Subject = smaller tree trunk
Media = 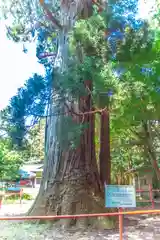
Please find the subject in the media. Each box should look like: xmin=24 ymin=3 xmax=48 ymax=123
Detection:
xmin=99 ymin=109 xmax=111 ymax=185
xmin=147 ymin=151 xmax=160 ymax=181
xmin=143 ymin=121 xmax=160 ymax=181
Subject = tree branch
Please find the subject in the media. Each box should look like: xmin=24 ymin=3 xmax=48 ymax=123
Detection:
xmin=92 ymin=0 xmax=104 ymax=12
xmin=25 ymin=22 xmax=46 ymax=35
xmin=39 ymin=0 xmax=62 ymax=30
xmin=64 ymin=102 xmax=107 ymax=116
xmin=26 ymin=104 xmax=107 ymax=119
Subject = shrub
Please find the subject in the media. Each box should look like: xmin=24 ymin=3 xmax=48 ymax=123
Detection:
xmin=5 ymin=192 xmax=33 ymax=201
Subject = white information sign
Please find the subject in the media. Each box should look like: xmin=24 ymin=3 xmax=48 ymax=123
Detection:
xmin=105 ymin=185 xmax=136 ymax=208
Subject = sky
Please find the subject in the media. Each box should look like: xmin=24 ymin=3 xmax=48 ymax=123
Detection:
xmin=138 ymin=0 xmax=156 ymax=19
xmin=0 ymin=23 xmax=45 ymax=110
xmin=0 ymin=0 xmax=155 ymax=111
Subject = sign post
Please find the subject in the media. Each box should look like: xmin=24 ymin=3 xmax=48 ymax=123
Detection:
xmin=119 ymin=207 xmax=123 ymax=240
xmin=105 ymin=185 xmax=136 ymax=240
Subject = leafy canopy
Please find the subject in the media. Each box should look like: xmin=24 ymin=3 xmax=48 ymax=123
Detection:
xmin=1 ymin=0 xmax=160 ymax=178
xmin=0 ymin=138 xmax=22 ymax=180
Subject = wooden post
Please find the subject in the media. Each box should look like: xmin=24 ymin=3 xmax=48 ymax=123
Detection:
xmin=149 ymin=184 xmax=154 ymax=209
xmin=119 ymin=208 xmax=123 ymax=240
xmin=0 ymin=198 xmax=2 ymax=209
xmin=19 ymin=189 xmax=23 ymax=204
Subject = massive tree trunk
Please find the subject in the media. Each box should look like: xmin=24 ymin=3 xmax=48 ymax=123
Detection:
xmin=29 ymin=83 xmax=114 ymax=228
xmin=29 ymin=1 xmax=114 ymax=229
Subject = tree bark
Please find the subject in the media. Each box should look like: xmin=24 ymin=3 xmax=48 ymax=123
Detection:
xmin=29 ymin=82 xmax=114 ymax=229
xmin=99 ymin=109 xmax=111 ymax=185
xmin=28 ymin=2 xmax=115 ymax=229
xmin=142 ymin=121 xmax=160 ymax=181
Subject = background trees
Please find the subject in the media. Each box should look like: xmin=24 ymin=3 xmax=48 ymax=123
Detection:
xmin=0 ymin=137 xmax=22 ymax=181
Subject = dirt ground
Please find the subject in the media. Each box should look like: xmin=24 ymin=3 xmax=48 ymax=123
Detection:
xmin=0 ymin=201 xmax=160 ymax=239
xmin=0 ymin=215 xmax=160 ymax=239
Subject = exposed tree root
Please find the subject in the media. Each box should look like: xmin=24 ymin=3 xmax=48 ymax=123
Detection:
xmin=29 ymin=170 xmax=116 ymax=229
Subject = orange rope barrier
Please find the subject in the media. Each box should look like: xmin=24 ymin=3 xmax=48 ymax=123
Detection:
xmin=0 ymin=209 xmax=160 ymax=221
xmin=0 ymin=207 xmax=160 ymax=240
xmin=1 ymin=184 xmax=159 ymax=240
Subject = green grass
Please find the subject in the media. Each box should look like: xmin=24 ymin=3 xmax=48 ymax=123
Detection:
xmin=136 ymin=196 xmax=151 ymax=207
xmin=3 ymin=193 xmax=33 ymax=204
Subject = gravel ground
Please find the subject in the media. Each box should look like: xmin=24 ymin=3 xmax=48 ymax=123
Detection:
xmin=0 ymin=201 xmax=34 ymax=216
xmin=0 ymin=202 xmax=160 ymax=239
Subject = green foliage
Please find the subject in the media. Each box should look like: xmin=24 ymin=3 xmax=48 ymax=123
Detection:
xmin=26 ymin=120 xmax=45 ymax=161
xmin=1 ymin=73 xmax=49 ymax=147
xmin=0 ymin=138 xmax=22 ymax=180
xmin=4 ymin=192 xmax=33 ymax=203
xmin=57 ymin=116 xmax=88 ymax=149
xmin=1 ymin=0 xmax=160 ymax=183
xmin=0 ymin=0 xmax=44 ymax=42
